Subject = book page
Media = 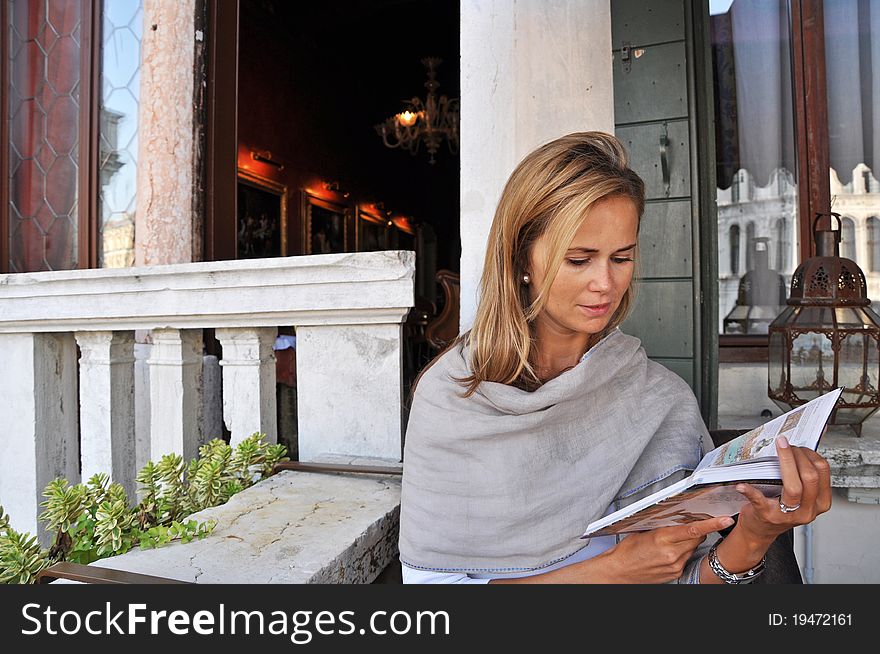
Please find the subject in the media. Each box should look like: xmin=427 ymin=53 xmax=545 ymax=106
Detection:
xmin=585 ymin=482 xmax=781 ymax=537
xmin=583 ymin=388 xmax=842 ymax=538
xmin=695 ymin=388 xmax=842 ymax=474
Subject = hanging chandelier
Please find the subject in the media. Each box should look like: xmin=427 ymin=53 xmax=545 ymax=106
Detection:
xmin=375 ymin=57 xmax=459 ymax=164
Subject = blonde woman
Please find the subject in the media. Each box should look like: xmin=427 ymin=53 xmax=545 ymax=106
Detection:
xmin=399 ymin=132 xmax=832 ymax=584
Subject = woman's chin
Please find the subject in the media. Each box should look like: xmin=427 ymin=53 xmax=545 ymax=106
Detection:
xmin=573 ymin=315 xmax=612 ymax=336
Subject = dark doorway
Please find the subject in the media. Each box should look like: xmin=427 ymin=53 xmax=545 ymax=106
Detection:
xmin=210 ymin=0 xmax=461 ymax=456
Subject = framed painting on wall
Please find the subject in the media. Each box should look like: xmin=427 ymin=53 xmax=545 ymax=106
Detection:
xmin=389 ymin=219 xmax=416 ymax=252
xmin=356 ymin=206 xmax=389 ymax=251
xmin=237 ymin=169 xmax=287 ymax=258
xmin=303 ymin=192 xmax=350 ymax=254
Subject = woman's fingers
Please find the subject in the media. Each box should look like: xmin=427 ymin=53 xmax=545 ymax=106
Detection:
xmin=662 ymin=516 xmax=733 ymax=544
xmin=735 ymin=482 xmax=769 ymax=513
xmin=737 ymin=445 xmax=833 ymax=531
xmin=776 ymin=436 xmax=804 ymax=509
xmin=801 ymin=448 xmax=833 ymax=514
xmin=790 ymin=446 xmax=821 ymax=517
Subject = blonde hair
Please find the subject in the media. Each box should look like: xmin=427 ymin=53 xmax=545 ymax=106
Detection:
xmin=460 ymin=131 xmax=645 ymax=396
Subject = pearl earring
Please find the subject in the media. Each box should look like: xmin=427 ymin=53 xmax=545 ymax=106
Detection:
xmin=522 ymin=273 xmax=531 ymax=284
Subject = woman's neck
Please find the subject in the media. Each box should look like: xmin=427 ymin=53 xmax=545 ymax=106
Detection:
xmin=531 ymin=324 xmax=595 ymax=382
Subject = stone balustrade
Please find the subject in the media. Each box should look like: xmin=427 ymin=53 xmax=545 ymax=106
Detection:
xmin=0 ymin=251 xmax=414 ymax=542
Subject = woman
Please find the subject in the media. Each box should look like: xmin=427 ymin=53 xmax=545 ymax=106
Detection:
xmin=399 ymin=132 xmax=831 ymax=584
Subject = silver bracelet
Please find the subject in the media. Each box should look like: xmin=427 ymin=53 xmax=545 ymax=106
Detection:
xmin=707 ymin=539 xmax=765 ymax=584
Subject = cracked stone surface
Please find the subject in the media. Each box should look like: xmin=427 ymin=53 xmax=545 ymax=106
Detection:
xmin=80 ymin=470 xmax=401 ymax=583
xmin=820 ymin=430 xmax=880 ymax=488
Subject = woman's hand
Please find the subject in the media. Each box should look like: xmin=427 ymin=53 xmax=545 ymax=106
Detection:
xmin=698 ymin=435 xmax=833 ymax=583
xmin=733 ymin=435 xmax=833 ymax=545
xmin=598 ymin=516 xmax=733 ymax=583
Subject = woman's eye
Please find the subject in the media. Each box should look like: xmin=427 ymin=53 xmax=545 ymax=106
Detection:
xmin=567 ymin=256 xmax=633 ymax=266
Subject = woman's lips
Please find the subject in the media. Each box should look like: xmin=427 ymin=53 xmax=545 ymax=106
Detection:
xmin=578 ymin=303 xmax=611 ymax=317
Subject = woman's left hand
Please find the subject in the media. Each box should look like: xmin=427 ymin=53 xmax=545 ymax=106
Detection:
xmin=734 ymin=435 xmax=833 ymax=544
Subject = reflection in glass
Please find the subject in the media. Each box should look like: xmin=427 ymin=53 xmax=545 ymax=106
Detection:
xmin=723 ymin=237 xmax=787 ymax=334
xmin=841 ymin=216 xmax=856 ymax=262
xmin=768 ymin=331 xmax=787 ymax=395
xmin=729 ymin=224 xmax=740 ymax=275
xmin=98 ymin=0 xmax=143 ymax=268
xmin=711 ymin=0 xmax=798 ymax=332
xmin=788 ymin=332 xmax=835 ymax=403
xmin=7 ymin=0 xmax=82 ymax=271
xmin=824 ymin=2 xmax=880 ymax=312
xmin=868 ymin=217 xmax=880 ymax=272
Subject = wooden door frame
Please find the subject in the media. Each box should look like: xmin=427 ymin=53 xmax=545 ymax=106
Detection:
xmin=204 ymin=0 xmax=239 ymax=262
xmin=689 ymin=0 xmax=718 ymax=428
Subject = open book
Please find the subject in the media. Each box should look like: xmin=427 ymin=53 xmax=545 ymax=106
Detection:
xmin=583 ymin=387 xmax=843 ymax=538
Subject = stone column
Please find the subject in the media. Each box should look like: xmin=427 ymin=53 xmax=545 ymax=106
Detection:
xmin=296 ymin=324 xmax=403 ymax=462
xmin=0 ymin=333 xmax=79 ymax=545
xmin=147 ymin=329 xmax=204 ymax=462
xmin=75 ymin=331 xmax=137 ymax=501
xmin=460 ymin=0 xmax=615 ymax=330
xmin=136 ymin=0 xmax=199 ymax=265
xmin=215 ymin=327 xmax=278 ymax=446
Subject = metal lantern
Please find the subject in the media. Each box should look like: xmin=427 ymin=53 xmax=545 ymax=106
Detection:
xmin=768 ymin=213 xmax=880 ymax=435
xmin=724 ymin=237 xmax=788 ymax=334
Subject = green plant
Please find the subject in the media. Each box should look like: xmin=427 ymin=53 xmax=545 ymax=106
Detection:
xmin=0 ymin=432 xmax=288 ymax=584
xmin=0 ymin=505 xmax=51 ymax=584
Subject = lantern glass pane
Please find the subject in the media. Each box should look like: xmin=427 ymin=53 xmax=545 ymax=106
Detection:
xmin=768 ymin=331 xmax=787 ymax=396
xmin=722 ymin=304 xmax=750 ymax=334
xmin=771 ymin=305 xmax=797 ymax=327
xmin=837 ymin=332 xmax=872 ymax=396
xmin=746 ymin=305 xmax=782 ymax=334
xmin=859 ymin=306 xmax=880 ymax=327
xmin=790 ymin=331 xmax=835 ymax=401
xmin=792 ymin=306 xmax=832 ymax=328
xmin=834 ymin=308 xmax=866 ymax=327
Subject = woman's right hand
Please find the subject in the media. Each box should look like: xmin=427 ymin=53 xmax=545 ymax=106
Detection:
xmin=597 ymin=516 xmax=734 ymax=583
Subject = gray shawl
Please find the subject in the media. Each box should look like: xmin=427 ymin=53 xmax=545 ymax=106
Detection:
xmin=399 ymin=329 xmax=708 ymax=574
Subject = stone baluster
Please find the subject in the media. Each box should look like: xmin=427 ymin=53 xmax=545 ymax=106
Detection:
xmin=215 ymin=327 xmax=278 ymax=446
xmin=147 ymin=329 xmax=204 ymax=462
xmin=296 ymin=323 xmax=403 ymax=462
xmin=75 ymin=331 xmax=137 ymax=501
xmin=0 ymin=333 xmax=79 ymax=545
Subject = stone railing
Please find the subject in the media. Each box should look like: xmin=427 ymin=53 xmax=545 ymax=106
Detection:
xmin=0 ymin=251 xmax=414 ymax=540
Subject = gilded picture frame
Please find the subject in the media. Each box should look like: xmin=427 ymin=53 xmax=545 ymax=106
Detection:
xmin=356 ymin=206 xmax=390 ymax=252
xmin=302 ymin=192 xmax=351 ymax=255
xmin=236 ymin=169 xmax=288 ymax=258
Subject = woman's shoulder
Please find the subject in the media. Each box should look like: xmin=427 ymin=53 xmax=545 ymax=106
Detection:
xmin=606 ymin=330 xmax=694 ymax=397
xmin=413 ymin=338 xmax=468 ymax=392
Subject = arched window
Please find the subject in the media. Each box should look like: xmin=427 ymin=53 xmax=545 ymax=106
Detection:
xmin=745 ymin=222 xmax=755 ymax=270
xmin=868 ymin=217 xmax=880 ymax=272
xmin=775 ymin=218 xmax=788 ymax=271
xmin=729 ymin=225 xmax=740 ymax=276
xmin=841 ymin=217 xmax=856 ymax=262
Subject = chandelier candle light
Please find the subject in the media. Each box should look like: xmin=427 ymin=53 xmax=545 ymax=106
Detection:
xmin=768 ymin=213 xmax=880 ymax=434
xmin=375 ymin=57 xmax=460 ymax=164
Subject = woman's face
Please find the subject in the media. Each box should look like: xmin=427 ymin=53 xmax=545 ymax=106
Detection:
xmin=527 ymin=195 xmax=639 ymax=338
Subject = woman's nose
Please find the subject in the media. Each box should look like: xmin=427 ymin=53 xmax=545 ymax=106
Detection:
xmin=587 ymin=262 xmax=613 ymax=292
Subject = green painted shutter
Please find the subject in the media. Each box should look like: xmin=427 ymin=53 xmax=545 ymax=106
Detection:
xmin=611 ymin=0 xmax=717 ymax=426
